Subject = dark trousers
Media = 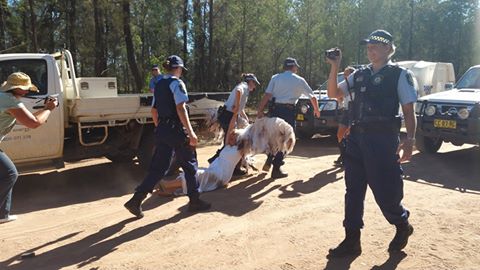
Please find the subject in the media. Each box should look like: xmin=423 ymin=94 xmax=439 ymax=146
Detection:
xmin=343 ymin=130 xmax=409 ymax=229
xmin=209 ymin=110 xmax=234 ymax=162
xmin=0 ymin=151 xmax=18 ymax=218
xmin=135 ymin=124 xmax=199 ymax=198
xmin=267 ymin=105 xmax=296 ymax=167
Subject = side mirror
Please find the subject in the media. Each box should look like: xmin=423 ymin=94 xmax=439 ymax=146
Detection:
xmin=444 ymin=82 xmax=454 ymax=90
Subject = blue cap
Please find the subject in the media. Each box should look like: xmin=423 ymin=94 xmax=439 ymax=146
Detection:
xmin=166 ymin=55 xmax=187 ymax=71
xmin=151 ymin=64 xmax=159 ymax=70
xmin=361 ymin=29 xmax=393 ymax=45
xmin=284 ymin=57 xmax=300 ymax=68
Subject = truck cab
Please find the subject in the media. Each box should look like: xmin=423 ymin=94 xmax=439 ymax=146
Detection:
xmin=415 ymin=65 xmax=480 ymax=153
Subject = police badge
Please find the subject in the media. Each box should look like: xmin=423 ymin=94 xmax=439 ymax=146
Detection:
xmin=371 ymin=74 xmax=384 ymax=85
xmin=406 ymin=71 xmax=414 ymax=87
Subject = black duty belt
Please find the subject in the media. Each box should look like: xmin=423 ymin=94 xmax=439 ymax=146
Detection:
xmin=351 ymin=123 xmax=400 ymax=134
xmin=275 ymin=103 xmax=295 ymax=109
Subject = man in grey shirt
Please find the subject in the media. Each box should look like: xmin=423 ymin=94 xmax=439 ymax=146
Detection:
xmin=257 ymin=57 xmax=320 ymax=179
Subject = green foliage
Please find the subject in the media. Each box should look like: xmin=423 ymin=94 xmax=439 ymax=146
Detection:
xmin=1 ymin=0 xmax=479 ymax=93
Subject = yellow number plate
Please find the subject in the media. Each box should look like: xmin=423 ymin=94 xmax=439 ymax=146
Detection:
xmin=433 ymin=119 xmax=456 ymax=129
xmin=296 ymin=114 xmax=304 ymax=121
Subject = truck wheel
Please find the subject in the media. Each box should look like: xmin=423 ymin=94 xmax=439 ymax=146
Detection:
xmin=105 ymin=148 xmax=136 ymax=162
xmin=137 ymin=130 xmax=155 ymax=170
xmin=415 ymin=135 xmax=442 ymax=153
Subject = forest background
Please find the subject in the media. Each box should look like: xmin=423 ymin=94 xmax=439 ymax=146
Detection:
xmin=1 ymin=0 xmax=479 ymax=101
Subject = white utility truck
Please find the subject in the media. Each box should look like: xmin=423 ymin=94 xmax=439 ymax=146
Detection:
xmin=0 ymin=50 xmax=225 ymax=172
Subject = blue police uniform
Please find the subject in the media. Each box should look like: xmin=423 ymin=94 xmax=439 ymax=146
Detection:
xmin=135 ymin=74 xmax=199 ymax=197
xmin=265 ymin=65 xmax=314 ymax=170
xmin=341 ymin=63 xmax=416 ymax=230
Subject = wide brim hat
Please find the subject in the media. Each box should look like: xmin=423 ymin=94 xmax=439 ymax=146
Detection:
xmin=0 ymin=72 xmax=38 ymax=92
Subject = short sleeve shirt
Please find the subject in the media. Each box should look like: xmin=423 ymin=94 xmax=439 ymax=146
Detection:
xmin=265 ymin=71 xmax=314 ymax=104
xmin=0 ymin=92 xmax=25 ymax=142
xmin=338 ymin=63 xmax=417 ymax=105
xmin=161 ymin=75 xmax=189 ymax=105
xmin=149 ymin=75 xmax=162 ymax=92
xmin=225 ymin=82 xmax=249 ymax=112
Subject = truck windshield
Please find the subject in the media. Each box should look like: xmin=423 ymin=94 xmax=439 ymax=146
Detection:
xmin=0 ymin=59 xmax=48 ymax=95
xmin=455 ymin=67 xmax=480 ymax=89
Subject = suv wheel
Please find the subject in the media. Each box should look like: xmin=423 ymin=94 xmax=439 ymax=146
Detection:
xmin=415 ymin=135 xmax=442 ymax=153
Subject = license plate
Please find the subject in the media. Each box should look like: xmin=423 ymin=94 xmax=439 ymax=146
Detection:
xmin=296 ymin=114 xmax=304 ymax=121
xmin=433 ymin=119 xmax=456 ymax=129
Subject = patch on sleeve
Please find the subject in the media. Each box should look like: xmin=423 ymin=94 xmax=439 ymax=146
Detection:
xmin=178 ymin=80 xmax=187 ymax=94
xmin=406 ymin=71 xmax=414 ymax=87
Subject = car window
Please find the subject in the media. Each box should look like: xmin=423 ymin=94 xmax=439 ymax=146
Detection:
xmin=455 ymin=67 xmax=480 ymax=89
xmin=0 ymin=59 xmax=48 ymax=95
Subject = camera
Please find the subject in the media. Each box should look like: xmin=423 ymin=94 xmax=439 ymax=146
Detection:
xmin=325 ymin=48 xmax=340 ymax=59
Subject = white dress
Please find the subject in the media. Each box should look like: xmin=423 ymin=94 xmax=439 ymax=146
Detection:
xmin=181 ymin=145 xmax=242 ymax=193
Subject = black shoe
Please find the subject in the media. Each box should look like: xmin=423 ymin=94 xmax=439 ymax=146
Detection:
xmin=124 ymin=192 xmax=147 ymax=218
xmin=328 ymin=229 xmax=362 ymax=258
xmin=188 ymin=197 xmax=211 ymax=212
xmin=271 ymin=166 xmax=288 ymax=179
xmin=333 ymin=157 xmax=343 ymax=167
xmin=233 ymin=167 xmax=247 ymax=176
xmin=388 ymin=223 xmax=414 ymax=252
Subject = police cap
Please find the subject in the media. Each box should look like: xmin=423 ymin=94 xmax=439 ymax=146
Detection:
xmin=360 ymin=29 xmax=393 ymax=45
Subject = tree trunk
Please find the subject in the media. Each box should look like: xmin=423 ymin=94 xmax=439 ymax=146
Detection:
xmin=0 ymin=0 xmax=7 ymax=51
xmin=208 ymin=0 xmax=214 ymax=89
xmin=66 ymin=0 xmax=78 ymax=68
xmin=122 ymin=0 xmax=143 ymax=92
xmin=240 ymin=1 xmax=246 ymax=73
xmin=182 ymin=0 xmax=189 ymax=61
xmin=28 ymin=0 xmax=38 ymax=52
xmin=193 ymin=0 xmax=206 ymax=91
xmin=93 ymin=0 xmax=107 ymax=76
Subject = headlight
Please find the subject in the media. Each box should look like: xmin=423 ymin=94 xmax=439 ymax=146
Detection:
xmin=322 ymin=100 xmax=337 ymax=111
xmin=425 ymin=105 xmax=436 ymax=116
xmin=300 ymin=104 xmax=309 ymax=114
xmin=458 ymin=108 xmax=469 ymax=119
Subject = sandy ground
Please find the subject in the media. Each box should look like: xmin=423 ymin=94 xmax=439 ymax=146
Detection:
xmin=0 ymin=136 xmax=479 ymax=270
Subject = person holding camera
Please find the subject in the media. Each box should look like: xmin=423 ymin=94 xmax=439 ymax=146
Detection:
xmin=0 ymin=72 xmax=58 ymax=224
xmin=325 ymin=30 xmax=417 ymax=257
xmin=124 ymin=55 xmax=211 ymax=217
xmin=208 ymin=73 xmax=260 ymax=176
xmin=257 ymin=57 xmax=320 ymax=179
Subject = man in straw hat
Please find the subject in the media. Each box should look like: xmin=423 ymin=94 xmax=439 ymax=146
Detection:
xmin=0 ymin=72 xmax=58 ymax=224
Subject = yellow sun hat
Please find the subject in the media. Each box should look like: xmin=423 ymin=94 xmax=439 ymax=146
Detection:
xmin=0 ymin=72 xmax=39 ymax=92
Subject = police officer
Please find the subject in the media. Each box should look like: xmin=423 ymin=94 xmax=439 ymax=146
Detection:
xmin=124 ymin=55 xmax=211 ymax=217
xmin=257 ymin=57 xmax=321 ymax=179
xmin=208 ymin=73 xmax=260 ymax=176
xmin=149 ymin=64 xmax=161 ymax=93
xmin=326 ymin=30 xmax=417 ymax=257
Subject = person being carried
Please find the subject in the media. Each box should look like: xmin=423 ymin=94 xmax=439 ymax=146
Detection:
xmin=0 ymin=72 xmax=58 ymax=224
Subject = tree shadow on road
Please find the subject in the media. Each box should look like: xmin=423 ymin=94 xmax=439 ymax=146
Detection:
xmin=1 ymin=214 xmax=190 ymax=270
xmin=278 ymin=167 xmax=343 ymax=199
xmin=402 ymin=146 xmax=480 ymax=193
xmin=12 ymin=161 xmax=145 ymax=214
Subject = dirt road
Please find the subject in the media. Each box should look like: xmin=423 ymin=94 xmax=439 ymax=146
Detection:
xmin=1 ymin=137 xmax=479 ymax=270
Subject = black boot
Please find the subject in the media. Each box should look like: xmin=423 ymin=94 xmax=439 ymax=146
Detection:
xmin=328 ymin=228 xmax=362 ymax=258
xmin=388 ymin=222 xmax=414 ymax=252
xmin=188 ymin=193 xmax=211 ymax=212
xmin=124 ymin=192 xmax=147 ymax=218
xmin=271 ymin=166 xmax=288 ymax=179
xmin=262 ymin=155 xmax=273 ymax=172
